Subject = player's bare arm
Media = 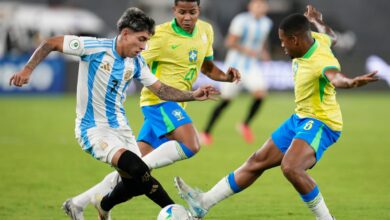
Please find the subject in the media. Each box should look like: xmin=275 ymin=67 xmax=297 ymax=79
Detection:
xmin=9 ymin=36 xmax=64 ymax=87
xmin=226 ymin=34 xmax=258 ymax=58
xmin=201 ymin=60 xmax=241 ymax=83
xmin=304 ymin=5 xmax=337 ymax=46
xmin=325 ymin=69 xmax=378 ymax=88
xmin=147 ymin=80 xmax=219 ymax=102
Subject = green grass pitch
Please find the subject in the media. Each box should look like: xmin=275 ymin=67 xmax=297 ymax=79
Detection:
xmin=0 ymin=92 xmax=389 ymax=220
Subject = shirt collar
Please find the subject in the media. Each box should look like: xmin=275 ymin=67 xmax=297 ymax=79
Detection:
xmin=302 ymin=39 xmax=318 ymax=59
xmin=170 ymin=19 xmax=198 ymax=37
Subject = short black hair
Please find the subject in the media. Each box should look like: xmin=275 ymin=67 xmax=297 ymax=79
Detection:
xmin=174 ymin=0 xmax=200 ymax=6
xmin=279 ymin=13 xmax=310 ymax=36
xmin=117 ymin=7 xmax=155 ymax=35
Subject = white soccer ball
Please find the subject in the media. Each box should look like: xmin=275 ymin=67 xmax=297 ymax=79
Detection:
xmin=157 ymin=204 xmax=192 ymax=220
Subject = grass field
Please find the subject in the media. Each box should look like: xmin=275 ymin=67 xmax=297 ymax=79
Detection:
xmin=0 ymin=91 xmax=389 ymax=220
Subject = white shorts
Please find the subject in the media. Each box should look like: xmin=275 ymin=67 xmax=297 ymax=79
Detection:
xmin=221 ymin=64 xmax=268 ymax=99
xmin=77 ymin=127 xmax=141 ymax=164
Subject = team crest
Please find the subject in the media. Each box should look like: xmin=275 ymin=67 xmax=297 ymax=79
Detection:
xmin=189 ymin=49 xmax=198 ymax=63
xmin=172 ymin=109 xmax=185 ymax=121
xmin=124 ymin=67 xmax=133 ymax=81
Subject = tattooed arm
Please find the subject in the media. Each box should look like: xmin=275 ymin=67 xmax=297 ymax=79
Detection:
xmin=9 ymin=36 xmax=64 ymax=87
xmin=147 ymin=80 xmax=219 ymax=102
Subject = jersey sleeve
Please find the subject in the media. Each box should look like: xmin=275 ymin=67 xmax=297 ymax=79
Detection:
xmin=135 ymin=56 xmax=158 ymax=86
xmin=141 ymin=28 xmax=163 ymax=64
xmin=63 ymin=35 xmax=111 ymax=57
xmin=312 ymin=32 xmax=332 ymax=48
xmin=205 ymin=23 xmax=214 ymax=60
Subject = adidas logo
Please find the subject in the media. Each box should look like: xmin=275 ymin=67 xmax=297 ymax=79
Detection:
xmin=99 ymin=62 xmax=111 ymax=72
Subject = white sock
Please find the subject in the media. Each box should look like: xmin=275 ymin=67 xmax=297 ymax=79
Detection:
xmin=142 ymin=140 xmax=193 ymax=169
xmin=305 ymin=192 xmax=333 ymax=220
xmin=72 ymin=171 xmax=120 ymax=208
xmin=202 ymin=176 xmax=235 ymax=210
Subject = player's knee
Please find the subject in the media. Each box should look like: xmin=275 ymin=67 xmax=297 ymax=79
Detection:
xmin=281 ymin=161 xmax=301 ymax=179
xmin=179 ymin=141 xmax=199 ymax=157
xmin=117 ymin=150 xmax=150 ymax=178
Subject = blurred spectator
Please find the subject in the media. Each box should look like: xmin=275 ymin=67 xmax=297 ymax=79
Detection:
xmin=0 ymin=2 xmax=105 ymax=56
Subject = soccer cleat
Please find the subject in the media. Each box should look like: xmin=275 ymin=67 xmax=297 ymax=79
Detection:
xmin=199 ymin=132 xmax=213 ymax=145
xmin=237 ymin=123 xmax=254 ymax=143
xmin=62 ymin=199 xmax=85 ymax=220
xmin=174 ymin=176 xmax=208 ymax=218
xmin=92 ymin=195 xmax=112 ymax=220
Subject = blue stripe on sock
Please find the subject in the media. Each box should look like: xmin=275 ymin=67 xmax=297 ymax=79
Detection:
xmin=227 ymin=172 xmax=242 ymax=193
xmin=179 ymin=142 xmax=195 ymax=158
xmin=300 ymin=185 xmax=320 ymax=202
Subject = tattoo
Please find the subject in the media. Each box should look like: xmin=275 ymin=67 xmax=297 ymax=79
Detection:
xmin=25 ymin=42 xmax=54 ymax=71
xmin=156 ymin=83 xmax=194 ymax=102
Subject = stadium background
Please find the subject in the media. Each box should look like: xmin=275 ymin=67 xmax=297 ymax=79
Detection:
xmin=0 ymin=0 xmax=389 ymax=219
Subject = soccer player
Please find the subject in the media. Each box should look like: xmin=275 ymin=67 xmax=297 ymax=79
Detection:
xmin=200 ymin=0 xmax=272 ymax=144
xmin=175 ymin=5 xmax=378 ymax=220
xmin=9 ymin=7 xmax=219 ymax=220
xmin=60 ymin=0 xmax=240 ymax=219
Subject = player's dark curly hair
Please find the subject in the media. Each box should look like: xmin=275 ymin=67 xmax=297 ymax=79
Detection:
xmin=279 ymin=13 xmax=310 ymax=36
xmin=117 ymin=7 xmax=155 ymax=35
xmin=174 ymin=0 xmax=200 ymax=6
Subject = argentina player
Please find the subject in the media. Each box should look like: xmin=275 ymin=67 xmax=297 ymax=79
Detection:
xmin=9 ymin=7 xmax=218 ymax=220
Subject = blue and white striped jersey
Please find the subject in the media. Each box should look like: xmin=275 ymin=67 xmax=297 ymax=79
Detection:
xmin=63 ymin=35 xmax=158 ymax=138
xmin=225 ymin=12 xmax=273 ymax=73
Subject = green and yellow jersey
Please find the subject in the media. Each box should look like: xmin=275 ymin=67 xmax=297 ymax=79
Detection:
xmin=140 ymin=19 xmax=214 ymax=108
xmin=292 ymin=32 xmax=342 ymax=131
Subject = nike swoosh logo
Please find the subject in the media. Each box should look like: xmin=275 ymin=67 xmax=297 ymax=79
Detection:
xmin=171 ymin=45 xmax=180 ymax=49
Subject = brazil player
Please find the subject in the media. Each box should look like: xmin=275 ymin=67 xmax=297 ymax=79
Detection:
xmin=60 ymin=1 xmax=240 ymax=219
xmin=175 ymin=5 xmax=378 ymax=220
xmin=9 ymin=7 xmax=220 ymax=220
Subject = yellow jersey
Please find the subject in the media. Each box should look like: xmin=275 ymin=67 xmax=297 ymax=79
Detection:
xmin=292 ymin=32 xmax=342 ymax=131
xmin=140 ymin=19 xmax=214 ymax=108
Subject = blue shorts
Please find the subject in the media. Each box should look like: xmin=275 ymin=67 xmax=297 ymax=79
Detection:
xmin=271 ymin=114 xmax=341 ymax=161
xmin=137 ymin=102 xmax=192 ymax=148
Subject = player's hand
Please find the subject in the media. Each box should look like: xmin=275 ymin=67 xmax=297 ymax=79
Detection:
xmin=226 ymin=67 xmax=241 ymax=83
xmin=9 ymin=68 xmax=32 ymax=87
xmin=304 ymin=5 xmax=323 ymax=23
xmin=350 ymin=71 xmax=378 ymax=88
xmin=192 ymin=85 xmax=220 ymax=101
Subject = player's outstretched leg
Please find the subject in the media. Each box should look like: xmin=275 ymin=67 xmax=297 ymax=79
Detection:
xmin=175 ymin=139 xmax=283 ymax=218
xmin=62 ymin=199 xmax=84 ymax=220
xmin=62 ymin=171 xmax=119 ymax=219
xmin=174 ymin=176 xmax=208 ymax=218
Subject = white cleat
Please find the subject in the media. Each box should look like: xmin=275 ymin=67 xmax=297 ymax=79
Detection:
xmin=62 ymin=199 xmax=84 ymax=220
xmin=174 ymin=177 xmax=208 ymax=219
xmin=92 ymin=195 xmax=112 ymax=220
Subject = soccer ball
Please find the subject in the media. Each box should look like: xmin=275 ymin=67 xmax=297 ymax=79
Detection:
xmin=157 ymin=204 xmax=192 ymax=220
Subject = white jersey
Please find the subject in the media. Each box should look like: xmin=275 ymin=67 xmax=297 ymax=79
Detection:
xmin=63 ymin=35 xmax=158 ymax=139
xmin=225 ymin=12 xmax=272 ymax=73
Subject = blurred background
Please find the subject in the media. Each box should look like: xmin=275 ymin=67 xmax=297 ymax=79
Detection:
xmin=1 ymin=0 xmax=390 ymax=94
